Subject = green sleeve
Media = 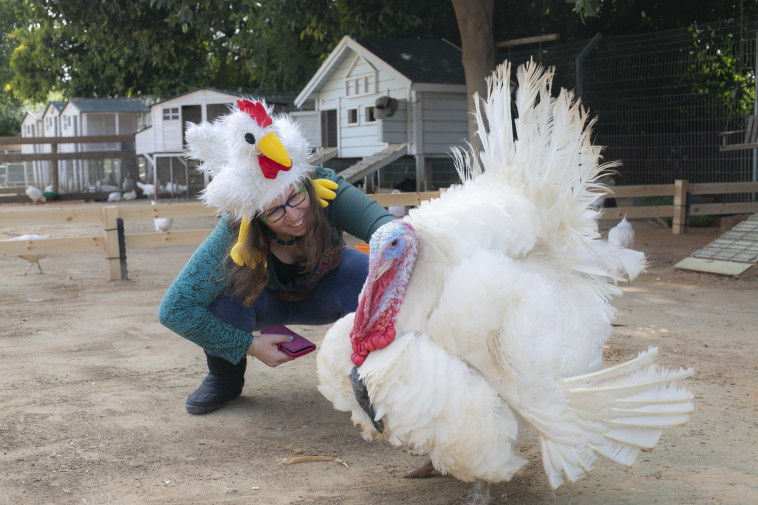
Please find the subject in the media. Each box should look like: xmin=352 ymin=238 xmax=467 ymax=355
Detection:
xmin=314 ymin=166 xmax=395 ymax=241
xmin=158 ymin=214 xmax=252 ymax=364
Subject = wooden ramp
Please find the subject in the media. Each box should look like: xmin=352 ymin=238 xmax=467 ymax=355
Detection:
xmin=309 ymin=147 xmax=338 ymax=166
xmin=339 ymin=144 xmax=408 ymax=183
xmin=674 ymin=213 xmax=758 ymax=277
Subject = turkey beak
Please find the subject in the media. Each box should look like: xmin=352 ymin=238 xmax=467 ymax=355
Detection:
xmin=373 ymin=258 xmax=394 ymax=280
xmin=258 ymin=132 xmax=292 ymax=168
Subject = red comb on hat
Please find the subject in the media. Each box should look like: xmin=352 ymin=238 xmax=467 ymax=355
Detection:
xmin=237 ymin=99 xmax=273 ymax=128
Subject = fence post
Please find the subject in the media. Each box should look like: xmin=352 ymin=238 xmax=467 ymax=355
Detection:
xmin=102 ymin=206 xmax=123 ymax=281
xmin=672 ymin=179 xmax=689 ymax=235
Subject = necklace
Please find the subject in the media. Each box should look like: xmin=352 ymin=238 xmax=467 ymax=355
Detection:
xmin=271 ymin=231 xmax=295 ymax=246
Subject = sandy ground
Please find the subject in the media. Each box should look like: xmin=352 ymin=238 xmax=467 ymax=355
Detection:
xmin=0 ymin=206 xmax=757 ymax=505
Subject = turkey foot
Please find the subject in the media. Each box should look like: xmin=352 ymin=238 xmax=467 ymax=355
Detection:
xmin=403 ymin=459 xmax=436 ymax=479
xmin=464 ymin=480 xmax=490 ymax=505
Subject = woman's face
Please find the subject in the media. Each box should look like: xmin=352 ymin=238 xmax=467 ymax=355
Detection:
xmin=259 ymin=182 xmax=311 ymax=237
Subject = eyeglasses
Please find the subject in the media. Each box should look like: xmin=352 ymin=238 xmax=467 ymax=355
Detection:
xmin=260 ymin=183 xmax=307 ymax=223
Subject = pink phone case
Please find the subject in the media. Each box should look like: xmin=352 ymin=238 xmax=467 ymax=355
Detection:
xmin=261 ymin=325 xmax=316 ymax=358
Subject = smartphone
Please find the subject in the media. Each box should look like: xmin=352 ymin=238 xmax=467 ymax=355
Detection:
xmin=261 ymin=325 xmax=316 ymax=358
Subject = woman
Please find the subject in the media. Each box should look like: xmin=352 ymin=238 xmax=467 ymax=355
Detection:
xmin=159 ymin=99 xmax=394 ymax=414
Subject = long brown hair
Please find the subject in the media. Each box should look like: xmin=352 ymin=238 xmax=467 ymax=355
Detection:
xmin=226 ymin=178 xmax=329 ymax=307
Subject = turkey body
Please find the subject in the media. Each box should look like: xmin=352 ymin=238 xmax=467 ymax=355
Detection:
xmin=317 ymin=60 xmax=693 ymax=494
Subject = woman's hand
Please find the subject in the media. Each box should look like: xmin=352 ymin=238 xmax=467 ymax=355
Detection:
xmin=246 ymin=332 xmax=294 ymax=367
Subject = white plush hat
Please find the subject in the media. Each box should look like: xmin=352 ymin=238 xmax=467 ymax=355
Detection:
xmin=186 ymin=99 xmax=312 ymax=220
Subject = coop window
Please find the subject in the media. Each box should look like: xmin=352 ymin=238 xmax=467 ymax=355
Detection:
xmin=163 ymin=107 xmax=180 ymax=121
xmin=365 ymin=106 xmax=376 ymax=123
xmin=347 ymin=108 xmax=359 ymax=125
xmin=345 ymin=75 xmax=374 ymax=97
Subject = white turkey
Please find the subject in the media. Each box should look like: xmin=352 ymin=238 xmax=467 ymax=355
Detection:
xmin=316 ymin=60 xmax=693 ymax=504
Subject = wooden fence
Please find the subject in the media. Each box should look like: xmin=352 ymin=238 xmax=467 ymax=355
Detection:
xmin=0 ymin=191 xmax=442 ymax=281
xmin=1 ymin=181 xmax=756 ymax=281
xmin=0 ymin=135 xmax=137 ymax=194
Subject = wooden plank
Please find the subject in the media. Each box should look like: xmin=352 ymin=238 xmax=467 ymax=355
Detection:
xmin=599 ymin=205 xmax=674 ymax=220
xmin=0 ymin=135 xmax=134 ymax=145
xmin=690 ymin=201 xmax=758 ymax=216
xmin=0 ymin=151 xmax=134 ymax=162
xmin=496 ymin=33 xmax=560 ymax=48
xmin=369 ymin=191 xmax=440 ymax=207
xmin=340 ymin=144 xmax=408 ymax=183
xmin=673 ymin=257 xmax=755 ymax=277
xmin=117 ymin=202 xmax=218 ymax=220
xmin=689 ymin=182 xmax=758 ymax=195
xmin=673 ymin=179 xmax=689 ymax=235
xmin=608 ymin=184 xmax=675 ymax=197
xmin=0 ymin=206 xmax=103 ymax=226
xmin=125 ymin=229 xmax=213 ymax=249
xmin=102 ymin=206 xmax=122 ymax=281
xmin=0 ymin=236 xmax=104 ymax=255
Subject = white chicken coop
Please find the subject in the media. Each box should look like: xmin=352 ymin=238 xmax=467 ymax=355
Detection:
xmin=293 ymin=36 xmax=470 ymax=191
xmin=18 ymin=99 xmax=148 ymax=193
xmin=58 ymin=98 xmax=149 ymax=193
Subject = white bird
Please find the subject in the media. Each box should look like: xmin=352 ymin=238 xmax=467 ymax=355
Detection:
xmin=387 ymin=189 xmax=407 ymax=218
xmin=25 ymin=186 xmax=46 ymax=204
xmin=97 ymin=181 xmax=120 ymax=193
xmin=317 ymin=60 xmax=693 ymax=504
xmin=151 ymin=200 xmax=173 ymax=232
xmin=8 ymin=234 xmax=50 ymax=274
xmin=136 ymin=181 xmax=156 ymax=198
xmin=107 ymin=191 xmax=122 ymax=202
xmin=165 ymin=181 xmax=188 ymax=194
xmin=122 ymin=190 xmax=137 ymax=200
xmin=608 ymin=215 xmax=635 ymax=248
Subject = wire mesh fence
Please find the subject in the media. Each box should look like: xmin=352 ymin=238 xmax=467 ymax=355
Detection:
xmin=505 ymin=16 xmax=758 ymax=188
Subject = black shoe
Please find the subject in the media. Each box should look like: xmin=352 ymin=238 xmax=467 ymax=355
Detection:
xmin=185 ymin=351 xmax=247 ymax=415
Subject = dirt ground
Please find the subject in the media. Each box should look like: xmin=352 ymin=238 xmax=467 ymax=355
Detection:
xmin=1 ymin=204 xmax=757 ymax=505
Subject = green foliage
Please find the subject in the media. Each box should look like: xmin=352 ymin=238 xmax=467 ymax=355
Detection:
xmin=687 ymin=22 xmax=755 ymax=118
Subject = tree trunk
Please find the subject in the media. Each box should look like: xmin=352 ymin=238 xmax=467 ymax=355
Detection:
xmin=451 ymin=0 xmax=495 ymax=154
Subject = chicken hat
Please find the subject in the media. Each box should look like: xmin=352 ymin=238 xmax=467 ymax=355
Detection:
xmin=186 ymin=98 xmax=312 ymax=221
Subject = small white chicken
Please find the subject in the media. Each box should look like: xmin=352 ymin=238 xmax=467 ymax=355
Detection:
xmin=165 ymin=181 xmax=188 ymax=195
xmin=122 ymin=190 xmax=137 ymax=201
xmin=387 ymin=189 xmax=407 ymax=218
xmin=25 ymin=186 xmax=46 ymax=204
xmin=608 ymin=215 xmax=634 ymax=248
xmin=151 ymin=200 xmax=173 ymax=232
xmin=137 ymin=181 xmax=156 ymax=198
xmin=9 ymin=234 xmax=49 ymax=274
xmin=107 ymin=191 xmax=122 ymax=202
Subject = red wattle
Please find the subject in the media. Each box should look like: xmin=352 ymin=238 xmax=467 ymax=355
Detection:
xmin=258 ymin=154 xmax=292 ymax=179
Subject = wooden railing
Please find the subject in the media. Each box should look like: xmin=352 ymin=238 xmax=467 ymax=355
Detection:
xmin=597 ymin=180 xmax=758 ymax=234
xmin=0 ymin=191 xmax=442 ymax=280
xmin=1 ymin=182 xmax=756 ymax=281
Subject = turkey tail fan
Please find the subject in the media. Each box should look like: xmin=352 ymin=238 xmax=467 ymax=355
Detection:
xmin=540 ymin=347 xmax=694 ymax=489
xmin=452 ymin=58 xmax=644 ymax=283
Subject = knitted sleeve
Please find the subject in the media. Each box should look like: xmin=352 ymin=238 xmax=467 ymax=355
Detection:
xmin=158 ymin=214 xmax=253 ymax=364
xmin=314 ymin=167 xmax=395 ymax=241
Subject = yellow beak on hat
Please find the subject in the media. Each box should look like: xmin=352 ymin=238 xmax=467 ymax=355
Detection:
xmin=258 ymin=132 xmax=292 ymax=168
